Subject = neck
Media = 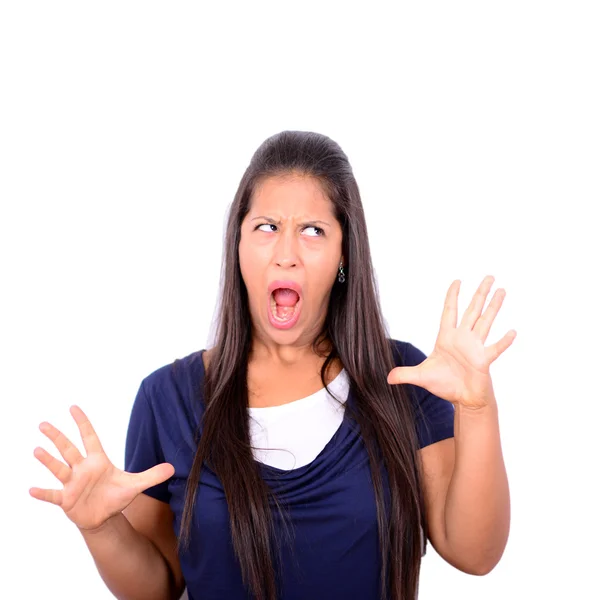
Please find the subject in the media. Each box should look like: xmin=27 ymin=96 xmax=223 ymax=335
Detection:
xmin=248 ymin=334 xmax=334 ymax=369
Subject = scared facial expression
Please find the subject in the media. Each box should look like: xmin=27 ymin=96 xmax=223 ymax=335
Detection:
xmin=239 ymin=173 xmax=344 ymax=346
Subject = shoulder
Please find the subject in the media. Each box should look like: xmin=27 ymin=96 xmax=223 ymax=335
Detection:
xmin=138 ymin=348 xmax=207 ymax=425
xmin=142 ymin=348 xmax=205 ymax=391
xmin=201 ymin=347 xmax=213 ymax=371
xmin=387 ymin=337 xmax=455 ymax=449
xmin=126 ymin=348 xmax=208 ymax=477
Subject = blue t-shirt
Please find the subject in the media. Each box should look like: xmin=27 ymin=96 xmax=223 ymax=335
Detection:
xmin=124 ymin=339 xmax=455 ymax=600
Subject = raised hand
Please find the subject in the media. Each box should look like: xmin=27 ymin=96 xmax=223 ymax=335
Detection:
xmin=30 ymin=405 xmax=174 ymax=531
xmin=387 ymin=275 xmax=517 ymax=410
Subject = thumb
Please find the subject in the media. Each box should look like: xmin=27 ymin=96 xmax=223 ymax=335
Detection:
xmin=387 ymin=366 xmax=418 ymax=386
xmin=132 ymin=462 xmax=175 ymax=493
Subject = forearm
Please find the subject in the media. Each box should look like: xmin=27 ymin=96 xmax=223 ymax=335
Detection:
xmin=79 ymin=512 xmax=176 ymax=600
xmin=443 ymin=399 xmax=510 ymax=574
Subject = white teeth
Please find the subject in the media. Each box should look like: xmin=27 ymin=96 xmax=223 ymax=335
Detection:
xmin=270 ymin=293 xmax=297 ymax=321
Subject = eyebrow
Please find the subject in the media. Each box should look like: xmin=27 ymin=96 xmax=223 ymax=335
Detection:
xmin=251 ymin=216 xmax=331 ymax=227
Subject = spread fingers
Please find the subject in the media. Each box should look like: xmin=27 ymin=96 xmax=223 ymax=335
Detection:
xmin=33 ymin=446 xmax=71 ymax=485
xmin=38 ymin=422 xmax=84 ymax=468
xmin=29 ymin=486 xmax=63 ymax=506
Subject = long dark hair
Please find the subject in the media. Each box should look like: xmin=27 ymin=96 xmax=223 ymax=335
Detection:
xmin=176 ymin=130 xmax=428 ymax=600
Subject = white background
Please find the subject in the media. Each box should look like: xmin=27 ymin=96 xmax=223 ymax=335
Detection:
xmin=2 ymin=1 xmax=599 ymax=598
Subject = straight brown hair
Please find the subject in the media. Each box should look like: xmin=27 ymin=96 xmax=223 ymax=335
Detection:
xmin=176 ymin=130 xmax=428 ymax=600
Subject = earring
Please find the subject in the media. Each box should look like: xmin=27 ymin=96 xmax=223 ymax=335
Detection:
xmin=338 ymin=260 xmax=346 ymax=283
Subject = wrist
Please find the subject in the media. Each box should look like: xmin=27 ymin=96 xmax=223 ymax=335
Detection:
xmin=77 ymin=512 xmax=124 ymax=537
xmin=456 ymin=396 xmax=498 ymax=416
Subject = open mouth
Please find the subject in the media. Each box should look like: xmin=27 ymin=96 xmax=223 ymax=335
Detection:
xmin=270 ymin=288 xmax=299 ymax=319
xmin=268 ymin=287 xmax=301 ymax=329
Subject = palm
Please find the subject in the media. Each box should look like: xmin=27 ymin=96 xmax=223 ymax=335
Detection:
xmin=388 ymin=275 xmax=516 ymax=408
xmin=410 ymin=331 xmax=494 ymax=408
xmin=59 ymin=454 xmax=135 ymax=529
xmin=30 ymin=405 xmax=174 ymax=531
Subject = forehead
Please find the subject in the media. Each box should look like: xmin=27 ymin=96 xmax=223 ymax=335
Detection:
xmin=249 ymin=173 xmax=334 ymax=216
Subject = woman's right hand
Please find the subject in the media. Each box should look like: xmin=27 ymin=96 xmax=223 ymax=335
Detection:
xmin=30 ymin=405 xmax=175 ymax=532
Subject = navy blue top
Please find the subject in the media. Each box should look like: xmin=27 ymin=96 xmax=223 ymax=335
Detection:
xmin=124 ymin=339 xmax=455 ymax=600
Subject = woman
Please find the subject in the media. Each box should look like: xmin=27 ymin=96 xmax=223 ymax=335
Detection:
xmin=30 ymin=130 xmax=515 ymax=600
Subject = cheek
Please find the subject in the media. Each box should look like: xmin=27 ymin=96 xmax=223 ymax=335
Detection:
xmin=238 ymin=244 xmax=263 ymax=301
xmin=305 ymin=258 xmax=339 ymax=300
xmin=307 ymin=253 xmax=338 ymax=278
xmin=238 ymin=242 xmax=251 ymax=282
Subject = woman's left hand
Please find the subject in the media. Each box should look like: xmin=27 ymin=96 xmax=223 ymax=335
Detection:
xmin=387 ymin=275 xmax=517 ymax=410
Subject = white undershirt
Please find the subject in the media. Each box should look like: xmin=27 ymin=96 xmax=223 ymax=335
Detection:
xmin=248 ymin=369 xmax=426 ymax=554
xmin=247 ymin=369 xmax=351 ymax=470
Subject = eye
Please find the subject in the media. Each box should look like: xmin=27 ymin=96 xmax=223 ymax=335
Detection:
xmin=254 ymin=223 xmax=324 ymax=236
xmin=256 ymin=223 xmax=277 ymax=232
xmin=303 ymin=226 xmax=324 ymax=237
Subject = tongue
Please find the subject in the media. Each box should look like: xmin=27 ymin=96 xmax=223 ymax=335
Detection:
xmin=273 ymin=288 xmax=300 ymax=306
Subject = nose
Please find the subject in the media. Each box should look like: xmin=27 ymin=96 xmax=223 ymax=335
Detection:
xmin=274 ymin=227 xmax=299 ymax=269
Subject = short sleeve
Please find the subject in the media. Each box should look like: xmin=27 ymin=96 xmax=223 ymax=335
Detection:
xmin=393 ymin=340 xmax=455 ymax=449
xmin=124 ymin=380 xmax=171 ymax=503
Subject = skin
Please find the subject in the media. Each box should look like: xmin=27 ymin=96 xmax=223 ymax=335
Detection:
xmin=236 ymin=171 xmax=345 ymax=407
xmin=389 ymin=276 xmax=515 ymax=574
xmin=31 ymin=171 xmax=513 ymax=587
xmin=234 ymin=173 xmax=514 ymax=571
